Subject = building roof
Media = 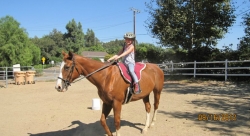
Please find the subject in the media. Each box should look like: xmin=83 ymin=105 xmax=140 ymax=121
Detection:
xmin=82 ymin=51 xmax=108 ymax=58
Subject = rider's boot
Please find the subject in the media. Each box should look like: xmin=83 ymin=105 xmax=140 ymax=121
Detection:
xmin=134 ymin=82 xmax=141 ymax=94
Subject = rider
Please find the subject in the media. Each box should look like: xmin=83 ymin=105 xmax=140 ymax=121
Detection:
xmin=107 ymin=32 xmax=141 ymax=94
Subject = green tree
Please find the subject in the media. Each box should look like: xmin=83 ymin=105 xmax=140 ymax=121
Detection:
xmin=48 ymin=29 xmax=65 ymax=58
xmin=0 ymin=16 xmax=41 ymax=66
xmin=146 ymin=0 xmax=236 ymax=53
xmin=237 ymin=13 xmax=250 ymax=60
xmin=136 ymin=43 xmax=149 ymax=61
xmin=85 ymin=44 xmax=105 ymax=51
xmin=85 ymin=29 xmax=96 ymax=47
xmin=31 ymin=36 xmax=55 ymax=63
xmin=30 ymin=29 xmax=65 ymax=63
xmin=26 ymin=41 xmax=41 ymax=65
xmin=104 ymin=54 xmax=113 ymax=61
xmin=64 ymin=19 xmax=85 ymax=54
xmin=103 ymin=39 xmax=124 ymax=54
xmin=136 ymin=43 xmax=170 ymax=63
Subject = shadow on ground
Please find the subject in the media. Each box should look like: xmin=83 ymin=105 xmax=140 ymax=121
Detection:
xmin=28 ymin=116 xmax=144 ymax=136
xmin=164 ymin=82 xmax=250 ymax=97
xmin=161 ymin=82 xmax=250 ymax=136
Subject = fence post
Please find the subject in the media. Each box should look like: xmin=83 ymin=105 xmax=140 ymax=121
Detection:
xmin=171 ymin=60 xmax=173 ymax=72
xmin=194 ymin=61 xmax=196 ymax=78
xmin=5 ymin=67 xmax=8 ymax=88
xmin=225 ymin=59 xmax=228 ymax=81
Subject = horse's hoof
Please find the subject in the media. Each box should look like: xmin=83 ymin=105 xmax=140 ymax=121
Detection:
xmin=142 ymin=129 xmax=148 ymax=134
xmin=149 ymin=123 xmax=155 ymax=128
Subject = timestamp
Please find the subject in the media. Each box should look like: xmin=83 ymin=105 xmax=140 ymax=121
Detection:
xmin=198 ymin=113 xmax=237 ymax=121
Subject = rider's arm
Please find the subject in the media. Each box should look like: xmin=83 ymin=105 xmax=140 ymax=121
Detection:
xmin=117 ymin=45 xmax=134 ymax=59
xmin=107 ymin=48 xmax=123 ymax=62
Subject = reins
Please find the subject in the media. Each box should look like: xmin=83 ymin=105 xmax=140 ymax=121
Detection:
xmin=71 ymin=61 xmax=116 ymax=83
xmin=58 ymin=58 xmax=116 ymax=87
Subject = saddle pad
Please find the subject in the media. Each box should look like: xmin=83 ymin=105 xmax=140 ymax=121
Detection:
xmin=117 ymin=62 xmax=146 ymax=83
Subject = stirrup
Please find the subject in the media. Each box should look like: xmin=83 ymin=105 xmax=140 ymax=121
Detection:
xmin=134 ymin=82 xmax=141 ymax=94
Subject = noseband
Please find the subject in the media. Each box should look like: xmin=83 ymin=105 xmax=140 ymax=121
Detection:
xmin=57 ymin=76 xmax=71 ymax=89
xmin=58 ymin=56 xmax=78 ymax=89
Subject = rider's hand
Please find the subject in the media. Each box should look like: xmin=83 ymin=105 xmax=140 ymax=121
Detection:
xmin=114 ymin=56 xmax=120 ymax=61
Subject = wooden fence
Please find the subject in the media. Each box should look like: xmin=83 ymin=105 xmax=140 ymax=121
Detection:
xmin=157 ymin=59 xmax=250 ymax=81
xmin=1 ymin=60 xmax=250 ymax=87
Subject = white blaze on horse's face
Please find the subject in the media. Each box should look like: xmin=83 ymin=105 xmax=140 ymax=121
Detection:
xmin=55 ymin=61 xmax=67 ymax=92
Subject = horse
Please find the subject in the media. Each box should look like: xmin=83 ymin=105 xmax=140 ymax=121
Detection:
xmin=55 ymin=51 xmax=164 ymax=136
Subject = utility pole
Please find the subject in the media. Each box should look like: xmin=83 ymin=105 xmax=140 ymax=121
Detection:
xmin=130 ymin=7 xmax=140 ymax=46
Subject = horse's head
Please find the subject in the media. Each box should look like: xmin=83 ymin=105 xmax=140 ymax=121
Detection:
xmin=55 ymin=51 xmax=80 ymax=92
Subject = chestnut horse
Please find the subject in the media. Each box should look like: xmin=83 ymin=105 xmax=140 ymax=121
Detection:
xmin=55 ymin=51 xmax=164 ymax=136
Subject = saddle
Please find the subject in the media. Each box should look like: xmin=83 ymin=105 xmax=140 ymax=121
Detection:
xmin=116 ymin=62 xmax=146 ymax=83
xmin=116 ymin=62 xmax=146 ymax=104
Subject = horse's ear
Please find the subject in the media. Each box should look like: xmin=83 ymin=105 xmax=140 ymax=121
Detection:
xmin=68 ymin=51 xmax=74 ymax=60
xmin=62 ymin=51 xmax=67 ymax=57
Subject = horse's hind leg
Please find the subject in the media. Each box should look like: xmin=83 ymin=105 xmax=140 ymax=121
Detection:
xmin=150 ymin=90 xmax=161 ymax=128
xmin=142 ymin=95 xmax=151 ymax=134
xmin=100 ymin=103 xmax=113 ymax=136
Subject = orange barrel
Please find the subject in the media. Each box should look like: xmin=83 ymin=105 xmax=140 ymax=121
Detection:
xmin=14 ymin=71 xmax=26 ymax=85
xmin=25 ymin=71 xmax=36 ymax=84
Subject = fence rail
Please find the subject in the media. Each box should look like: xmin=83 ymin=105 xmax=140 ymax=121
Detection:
xmin=157 ymin=59 xmax=250 ymax=81
xmin=0 ymin=66 xmax=60 ymax=88
xmin=1 ymin=60 xmax=250 ymax=88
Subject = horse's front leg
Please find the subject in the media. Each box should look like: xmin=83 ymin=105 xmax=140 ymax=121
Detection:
xmin=113 ymin=100 xmax=122 ymax=136
xmin=142 ymin=95 xmax=151 ymax=134
xmin=100 ymin=103 xmax=113 ymax=136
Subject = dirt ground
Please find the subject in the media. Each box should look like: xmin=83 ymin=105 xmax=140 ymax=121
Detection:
xmin=0 ymin=79 xmax=249 ymax=136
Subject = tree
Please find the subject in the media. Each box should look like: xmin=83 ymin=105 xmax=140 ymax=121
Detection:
xmin=85 ymin=44 xmax=105 ymax=51
xmin=85 ymin=29 xmax=96 ymax=47
xmin=146 ymin=0 xmax=236 ymax=53
xmin=103 ymin=39 xmax=124 ymax=54
xmin=31 ymin=36 xmax=55 ymax=63
xmin=64 ymin=19 xmax=85 ymax=54
xmin=48 ymin=29 xmax=65 ymax=58
xmin=136 ymin=43 xmax=170 ymax=63
xmin=30 ymin=29 xmax=66 ymax=63
xmin=237 ymin=13 xmax=250 ymax=60
xmin=0 ymin=16 xmax=41 ymax=66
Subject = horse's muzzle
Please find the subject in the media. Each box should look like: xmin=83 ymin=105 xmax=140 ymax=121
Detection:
xmin=55 ymin=85 xmax=68 ymax=92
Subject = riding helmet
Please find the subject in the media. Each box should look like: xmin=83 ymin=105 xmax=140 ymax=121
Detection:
xmin=124 ymin=32 xmax=135 ymax=39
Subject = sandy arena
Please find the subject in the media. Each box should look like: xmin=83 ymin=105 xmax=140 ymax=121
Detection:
xmin=0 ymin=79 xmax=249 ymax=136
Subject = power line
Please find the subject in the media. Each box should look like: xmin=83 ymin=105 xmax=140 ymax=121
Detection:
xmin=27 ymin=21 xmax=133 ymax=33
xmin=98 ymin=33 xmax=152 ymax=41
xmin=237 ymin=8 xmax=250 ymax=16
xmin=234 ymin=0 xmax=247 ymax=10
xmin=92 ymin=21 xmax=133 ymax=31
xmin=25 ymin=9 xmax=131 ymax=29
xmin=80 ymin=12 xmax=131 ymax=25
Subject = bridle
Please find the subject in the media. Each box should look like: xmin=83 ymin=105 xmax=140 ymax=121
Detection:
xmin=58 ymin=55 xmax=116 ymax=89
xmin=57 ymin=56 xmax=77 ymax=89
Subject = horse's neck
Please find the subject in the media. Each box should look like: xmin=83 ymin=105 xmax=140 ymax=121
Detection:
xmin=78 ymin=57 xmax=106 ymax=86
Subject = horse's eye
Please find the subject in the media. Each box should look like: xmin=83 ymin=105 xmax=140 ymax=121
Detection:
xmin=64 ymin=66 xmax=70 ymax=71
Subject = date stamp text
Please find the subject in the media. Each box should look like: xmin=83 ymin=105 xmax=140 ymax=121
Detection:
xmin=198 ymin=113 xmax=237 ymax=121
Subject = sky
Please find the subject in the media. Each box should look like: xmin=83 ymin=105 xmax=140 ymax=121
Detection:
xmin=0 ymin=0 xmax=249 ymax=50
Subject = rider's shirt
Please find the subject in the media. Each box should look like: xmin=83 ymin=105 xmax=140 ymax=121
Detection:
xmin=122 ymin=44 xmax=135 ymax=65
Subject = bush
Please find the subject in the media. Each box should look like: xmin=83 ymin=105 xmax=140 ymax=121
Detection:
xmin=92 ymin=57 xmax=101 ymax=62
